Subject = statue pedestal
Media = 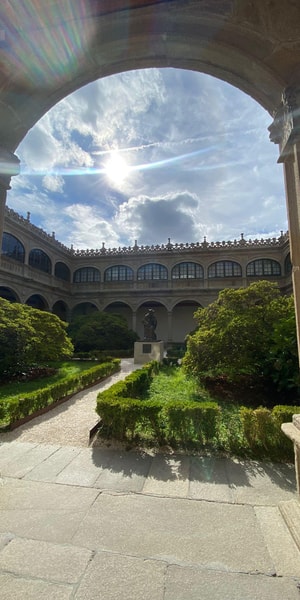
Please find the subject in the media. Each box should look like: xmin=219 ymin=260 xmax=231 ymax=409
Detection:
xmin=134 ymin=341 xmax=164 ymax=364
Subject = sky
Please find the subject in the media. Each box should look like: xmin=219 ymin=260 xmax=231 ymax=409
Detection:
xmin=7 ymin=67 xmax=287 ymax=250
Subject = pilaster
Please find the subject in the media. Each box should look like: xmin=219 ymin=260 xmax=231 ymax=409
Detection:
xmin=269 ymin=86 xmax=300 ymax=363
xmin=0 ymin=148 xmax=20 ymax=262
xmin=167 ymin=310 xmax=172 ymax=342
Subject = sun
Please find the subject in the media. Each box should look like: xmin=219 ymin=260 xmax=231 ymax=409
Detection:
xmin=104 ymin=152 xmax=129 ymax=186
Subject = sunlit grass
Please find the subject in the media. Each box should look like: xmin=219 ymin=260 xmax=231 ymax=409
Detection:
xmin=0 ymin=360 xmax=98 ymax=400
xmin=144 ymin=366 xmax=210 ymax=403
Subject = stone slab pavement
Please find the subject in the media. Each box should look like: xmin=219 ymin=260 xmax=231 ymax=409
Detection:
xmin=0 ymin=440 xmax=300 ymax=599
xmin=1 ymin=358 xmax=300 ymax=598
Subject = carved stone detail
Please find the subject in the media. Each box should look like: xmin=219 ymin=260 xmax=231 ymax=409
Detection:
xmin=0 ymin=148 xmax=20 ymax=190
xmin=269 ymin=85 xmax=300 ymax=158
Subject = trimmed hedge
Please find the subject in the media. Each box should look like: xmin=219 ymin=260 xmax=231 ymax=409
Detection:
xmin=0 ymin=359 xmax=120 ymax=427
xmin=96 ymin=362 xmax=299 ymax=458
xmin=240 ymin=404 xmax=299 ymax=460
xmin=96 ymin=362 xmax=220 ymax=445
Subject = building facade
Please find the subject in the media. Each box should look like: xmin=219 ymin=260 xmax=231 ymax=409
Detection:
xmin=0 ymin=206 xmax=292 ymax=345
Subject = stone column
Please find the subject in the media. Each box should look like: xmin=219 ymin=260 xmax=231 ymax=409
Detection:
xmin=132 ymin=311 xmax=137 ymax=333
xmin=0 ymin=148 xmax=20 ymax=263
xmin=167 ymin=310 xmax=172 ymax=342
xmin=269 ymin=86 xmax=300 ymax=363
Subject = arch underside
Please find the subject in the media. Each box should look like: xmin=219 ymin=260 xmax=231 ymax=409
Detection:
xmin=1 ymin=0 xmax=299 ymax=150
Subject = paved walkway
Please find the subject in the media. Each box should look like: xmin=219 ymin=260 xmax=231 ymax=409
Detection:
xmin=0 ymin=358 xmax=141 ymax=446
xmin=1 ymin=359 xmax=300 ymax=599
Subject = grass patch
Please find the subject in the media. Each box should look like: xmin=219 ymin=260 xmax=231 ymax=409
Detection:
xmin=0 ymin=360 xmax=99 ymax=400
xmin=143 ymin=366 xmax=207 ymax=403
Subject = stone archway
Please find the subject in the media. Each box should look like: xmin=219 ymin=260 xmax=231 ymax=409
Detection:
xmin=0 ymin=286 xmax=19 ymax=303
xmin=25 ymin=294 xmax=48 ymax=311
xmin=104 ymin=301 xmax=133 ymax=330
xmin=172 ymin=300 xmax=202 ymax=343
xmin=1 ymin=1 xmax=300 ymax=355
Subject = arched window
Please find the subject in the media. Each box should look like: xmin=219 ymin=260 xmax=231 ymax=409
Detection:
xmin=104 ymin=265 xmax=134 ymax=281
xmin=137 ymin=263 xmax=168 ymax=280
xmin=208 ymin=260 xmax=242 ymax=278
xmin=172 ymin=262 xmax=204 ymax=279
xmin=73 ymin=267 xmax=100 ymax=283
xmin=1 ymin=232 xmax=25 ymax=263
xmin=285 ymin=253 xmax=292 ymax=275
xmin=29 ymin=248 xmax=51 ymax=273
xmin=246 ymin=259 xmax=281 ymax=276
xmin=55 ymin=262 xmax=71 ymax=282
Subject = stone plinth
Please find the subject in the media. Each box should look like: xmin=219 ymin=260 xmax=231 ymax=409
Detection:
xmin=134 ymin=341 xmax=164 ymax=364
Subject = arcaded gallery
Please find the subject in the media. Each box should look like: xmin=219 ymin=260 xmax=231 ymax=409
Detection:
xmin=0 ymin=206 xmax=292 ymax=345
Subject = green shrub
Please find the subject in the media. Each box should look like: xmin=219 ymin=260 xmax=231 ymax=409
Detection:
xmin=1 ymin=359 xmax=120 ymax=427
xmin=97 ymin=396 xmax=161 ymax=441
xmin=96 ymin=363 xmax=220 ymax=446
xmin=239 ymin=404 xmax=299 ymax=460
xmin=164 ymin=400 xmax=220 ymax=444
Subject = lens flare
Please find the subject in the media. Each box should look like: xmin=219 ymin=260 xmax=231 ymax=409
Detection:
xmin=104 ymin=153 xmax=130 ymax=185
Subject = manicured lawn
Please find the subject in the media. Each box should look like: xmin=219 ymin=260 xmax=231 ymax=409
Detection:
xmin=0 ymin=360 xmax=99 ymax=400
xmin=144 ymin=365 xmax=210 ymax=403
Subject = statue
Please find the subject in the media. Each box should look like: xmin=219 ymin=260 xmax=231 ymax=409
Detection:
xmin=143 ymin=308 xmax=157 ymax=341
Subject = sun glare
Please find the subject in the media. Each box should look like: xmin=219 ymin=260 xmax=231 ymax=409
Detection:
xmin=104 ymin=152 xmax=129 ymax=185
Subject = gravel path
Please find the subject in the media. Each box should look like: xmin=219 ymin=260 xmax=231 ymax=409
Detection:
xmin=0 ymin=359 xmax=140 ymax=447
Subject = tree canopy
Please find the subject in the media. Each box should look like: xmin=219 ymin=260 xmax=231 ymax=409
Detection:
xmin=0 ymin=298 xmax=73 ymax=378
xmin=67 ymin=311 xmax=138 ymax=353
xmin=183 ymin=281 xmax=299 ymax=392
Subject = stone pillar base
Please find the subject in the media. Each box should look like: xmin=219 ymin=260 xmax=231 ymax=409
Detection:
xmin=134 ymin=341 xmax=164 ymax=364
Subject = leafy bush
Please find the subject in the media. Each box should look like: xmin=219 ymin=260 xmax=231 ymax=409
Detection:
xmin=0 ymin=298 xmax=73 ymax=380
xmin=68 ymin=312 xmax=138 ymax=353
xmin=183 ymin=281 xmax=299 ymax=396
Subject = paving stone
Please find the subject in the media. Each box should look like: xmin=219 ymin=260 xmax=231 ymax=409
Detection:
xmin=93 ymin=449 xmax=152 ymax=492
xmin=279 ymin=499 xmax=300 ymax=551
xmin=56 ymin=448 xmax=111 ymax=486
xmin=164 ymin=565 xmax=300 ymax=600
xmin=0 ymin=441 xmax=37 ymax=468
xmin=0 ymin=532 xmax=14 ymax=551
xmin=0 ymin=478 xmax=99 ymax=544
xmin=72 ymin=493 xmax=274 ymax=574
xmin=255 ymin=505 xmax=300 ymax=576
xmin=0 ymin=477 xmax=99 ymax=510
xmin=0 ymin=572 xmax=73 ymax=600
xmin=24 ymin=446 xmax=82 ymax=482
xmin=0 ymin=508 xmax=88 ymax=544
xmin=75 ymin=551 xmax=165 ymax=600
xmin=0 ymin=443 xmax=59 ymax=478
xmin=226 ymin=458 xmax=296 ymax=505
xmin=0 ymin=537 xmax=92 ymax=583
xmin=189 ymin=456 xmax=233 ymax=502
xmin=142 ymin=454 xmax=190 ymax=497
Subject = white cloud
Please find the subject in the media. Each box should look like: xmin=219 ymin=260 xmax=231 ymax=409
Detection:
xmin=63 ymin=204 xmax=120 ymax=249
xmin=42 ymin=174 xmax=65 ymax=193
xmin=7 ymin=68 xmax=287 ymax=249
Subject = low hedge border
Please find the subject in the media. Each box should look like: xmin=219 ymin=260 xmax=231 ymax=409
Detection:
xmin=96 ymin=363 xmax=299 ymax=458
xmin=0 ymin=359 xmax=120 ymax=429
xmin=239 ymin=404 xmax=299 ymax=460
xmin=96 ymin=362 xmax=220 ymax=445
